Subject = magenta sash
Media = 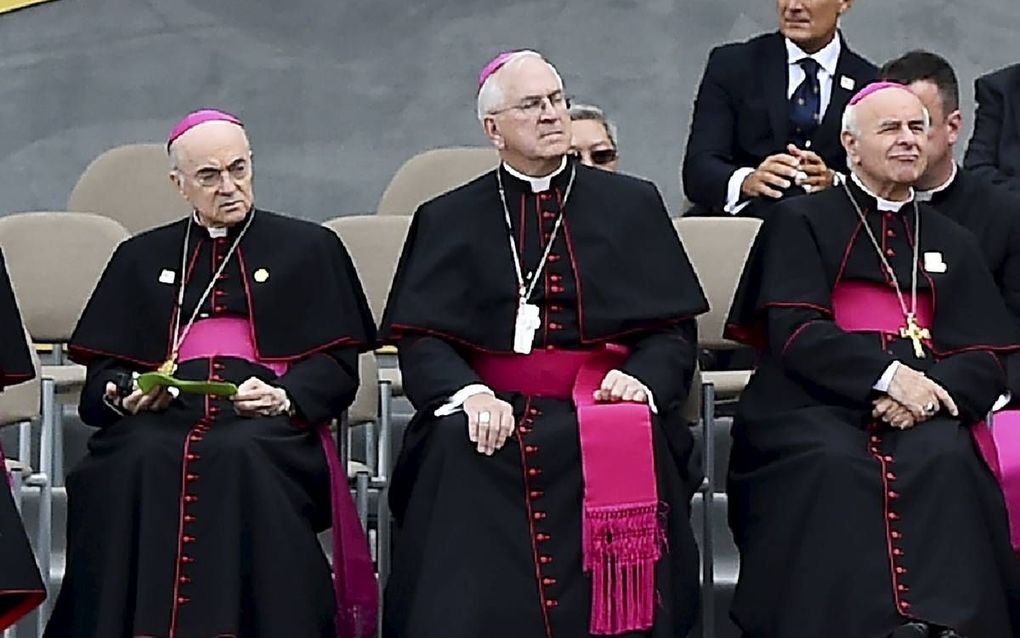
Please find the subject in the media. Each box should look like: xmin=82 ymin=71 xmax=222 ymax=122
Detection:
xmin=831 ymin=283 xmax=1020 ymax=555
xmin=177 ymin=318 xmax=378 ymax=638
xmin=831 ymin=280 xmax=933 ymax=336
xmin=472 ymin=346 xmax=660 ymax=635
xmin=973 ymin=414 xmax=1020 ymax=554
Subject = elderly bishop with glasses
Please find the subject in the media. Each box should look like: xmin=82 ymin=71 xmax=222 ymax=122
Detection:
xmin=724 ymin=83 xmax=1020 ymax=638
xmin=45 ymin=110 xmax=379 ymax=638
xmin=380 ymin=50 xmax=708 ymax=638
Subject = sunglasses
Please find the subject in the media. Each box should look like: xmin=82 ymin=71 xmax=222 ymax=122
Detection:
xmin=570 ymin=148 xmax=618 ymax=166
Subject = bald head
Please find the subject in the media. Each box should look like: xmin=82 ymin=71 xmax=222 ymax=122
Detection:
xmin=841 ymin=86 xmax=929 ymax=198
xmin=169 ymin=119 xmax=255 ymax=228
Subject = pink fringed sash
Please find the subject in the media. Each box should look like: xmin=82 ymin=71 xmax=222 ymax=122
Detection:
xmin=472 ymin=345 xmax=660 ymax=634
xmin=177 ymin=317 xmax=378 ymax=637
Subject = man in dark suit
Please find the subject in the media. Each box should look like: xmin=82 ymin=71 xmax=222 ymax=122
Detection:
xmin=964 ymin=63 xmax=1020 ymax=193
xmin=682 ymin=0 xmax=876 ymax=217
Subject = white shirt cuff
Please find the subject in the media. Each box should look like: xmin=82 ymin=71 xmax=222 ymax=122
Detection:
xmin=724 ymin=167 xmax=756 ymax=215
xmin=434 ymin=384 xmax=494 ymax=417
xmin=873 ymin=361 xmax=900 ymax=393
xmin=992 ymin=392 xmax=1012 ymax=412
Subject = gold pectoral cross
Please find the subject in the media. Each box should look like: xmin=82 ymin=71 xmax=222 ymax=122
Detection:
xmin=899 ymin=313 xmax=930 ymax=359
xmin=158 ymin=355 xmax=178 ymax=375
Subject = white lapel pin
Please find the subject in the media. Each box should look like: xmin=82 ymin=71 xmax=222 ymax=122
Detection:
xmin=840 ymin=75 xmax=855 ymax=91
xmin=159 ymin=269 xmax=176 ymax=284
xmin=923 ymin=251 xmax=947 ymax=273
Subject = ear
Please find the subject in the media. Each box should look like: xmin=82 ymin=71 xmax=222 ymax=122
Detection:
xmin=169 ymin=170 xmax=185 ymax=195
xmin=482 ymin=116 xmax=505 ymax=149
xmin=841 ymin=130 xmax=859 ymax=165
xmin=945 ymin=109 xmax=963 ymax=146
xmin=839 ymin=0 xmax=854 ymax=15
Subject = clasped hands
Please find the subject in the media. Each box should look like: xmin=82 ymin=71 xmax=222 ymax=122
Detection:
xmin=463 ymin=370 xmax=648 ymax=455
xmin=872 ymin=365 xmax=958 ymax=430
xmin=741 ymin=144 xmax=835 ymax=200
xmin=105 ymin=376 xmax=290 ymax=418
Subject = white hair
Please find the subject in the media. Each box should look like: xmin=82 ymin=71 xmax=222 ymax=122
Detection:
xmin=476 ymin=50 xmax=564 ymax=121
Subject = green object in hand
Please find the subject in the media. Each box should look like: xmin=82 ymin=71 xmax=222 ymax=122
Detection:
xmin=137 ymin=372 xmax=238 ymax=397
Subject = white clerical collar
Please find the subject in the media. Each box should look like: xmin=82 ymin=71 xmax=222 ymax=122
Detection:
xmin=785 ymin=34 xmax=841 ymax=78
xmin=192 ymin=212 xmax=228 ymax=238
xmin=502 ymin=157 xmax=568 ymax=193
xmin=915 ymin=163 xmax=958 ymax=202
xmin=850 ymin=172 xmax=915 ymax=212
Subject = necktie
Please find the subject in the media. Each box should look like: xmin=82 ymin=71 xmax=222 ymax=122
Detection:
xmin=789 ymin=57 xmax=821 ymax=148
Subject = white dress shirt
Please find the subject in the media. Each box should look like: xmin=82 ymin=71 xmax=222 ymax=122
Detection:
xmin=724 ymin=35 xmax=843 ymax=215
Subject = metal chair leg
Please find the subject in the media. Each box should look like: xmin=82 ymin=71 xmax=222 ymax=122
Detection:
xmin=35 ymin=378 xmax=56 ymax=636
xmin=354 ymin=471 xmax=370 ymax=531
xmin=701 ymin=381 xmax=716 ymax=638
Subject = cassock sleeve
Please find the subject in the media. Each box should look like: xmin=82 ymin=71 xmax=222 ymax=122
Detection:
xmin=925 ymin=351 xmax=1006 ymax=422
xmin=275 ymin=345 xmax=360 ymax=425
xmin=619 ymin=319 xmax=698 ymax=417
xmin=79 ymin=358 xmax=133 ymax=428
xmin=397 ymin=336 xmax=485 ymax=411
xmin=727 ymin=210 xmax=895 ymax=404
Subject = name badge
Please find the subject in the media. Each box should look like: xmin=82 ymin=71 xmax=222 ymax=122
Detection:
xmin=840 ymin=75 xmax=856 ymax=91
xmin=159 ymin=269 xmax=176 ymax=284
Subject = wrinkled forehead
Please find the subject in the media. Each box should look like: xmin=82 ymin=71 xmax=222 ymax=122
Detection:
xmin=498 ymin=57 xmax=564 ymax=100
xmin=857 ymin=91 xmax=927 ymax=129
xmin=172 ymin=121 xmax=250 ymax=168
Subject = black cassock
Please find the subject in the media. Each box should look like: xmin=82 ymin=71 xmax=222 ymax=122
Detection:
xmin=379 ymin=161 xmax=709 ymax=638
xmin=724 ymin=180 xmax=1020 ymax=638
xmin=45 ymin=210 xmax=376 ymax=638
xmin=924 ymin=167 xmax=1020 ymax=393
xmin=0 ymin=248 xmax=45 ymax=630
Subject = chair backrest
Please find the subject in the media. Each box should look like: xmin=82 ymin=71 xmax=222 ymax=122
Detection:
xmin=0 ymin=212 xmax=129 ymax=342
xmin=348 ymin=352 xmax=379 ymax=426
xmin=67 ymin=143 xmax=191 ymax=234
xmin=323 ymin=215 xmax=411 ymax=323
xmin=377 ymin=147 xmax=499 ymax=216
xmin=0 ymin=327 xmax=41 ymax=427
xmin=675 ymin=217 xmax=762 ymax=350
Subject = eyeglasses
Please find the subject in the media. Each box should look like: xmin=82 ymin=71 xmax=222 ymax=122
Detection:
xmin=490 ymin=91 xmax=572 ymax=117
xmin=187 ymin=159 xmax=251 ymax=188
xmin=570 ymin=148 xmax=618 ymax=166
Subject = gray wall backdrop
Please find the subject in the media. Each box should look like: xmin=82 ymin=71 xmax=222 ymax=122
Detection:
xmin=1 ymin=0 xmax=1018 ymax=222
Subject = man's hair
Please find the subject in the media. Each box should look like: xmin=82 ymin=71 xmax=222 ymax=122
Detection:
xmin=476 ymin=50 xmax=563 ymax=121
xmin=568 ymin=103 xmax=619 ymax=149
xmin=879 ymin=50 xmax=960 ymax=115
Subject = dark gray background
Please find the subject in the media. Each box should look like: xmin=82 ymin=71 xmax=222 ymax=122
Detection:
xmin=1 ymin=0 xmax=1018 ymax=221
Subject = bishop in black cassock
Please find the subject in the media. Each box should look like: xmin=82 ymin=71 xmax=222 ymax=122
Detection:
xmin=381 ymin=51 xmax=708 ymax=638
xmin=0 ymin=248 xmax=45 ymax=631
xmin=45 ymin=111 xmax=378 ymax=638
xmin=724 ymin=83 xmax=1020 ymax=638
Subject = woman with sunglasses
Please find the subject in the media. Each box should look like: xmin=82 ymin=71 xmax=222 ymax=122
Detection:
xmin=569 ymin=103 xmax=620 ymax=171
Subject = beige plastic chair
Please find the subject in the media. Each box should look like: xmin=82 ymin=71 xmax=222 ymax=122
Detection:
xmin=0 ymin=212 xmax=130 ymax=488
xmin=675 ymin=217 xmax=762 ymax=400
xmin=376 ymin=147 xmax=499 ymax=216
xmin=324 ymin=215 xmax=412 ymax=588
xmin=1 ymin=327 xmax=51 ymax=637
xmin=67 ymin=143 xmax=191 ymax=234
xmin=674 ymin=216 xmax=762 ymax=638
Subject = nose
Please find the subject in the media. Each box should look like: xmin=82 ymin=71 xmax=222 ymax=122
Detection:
xmin=217 ymin=171 xmax=238 ymax=194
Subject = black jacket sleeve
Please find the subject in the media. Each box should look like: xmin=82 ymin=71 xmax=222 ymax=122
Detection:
xmin=964 ymin=73 xmax=1020 ymax=193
